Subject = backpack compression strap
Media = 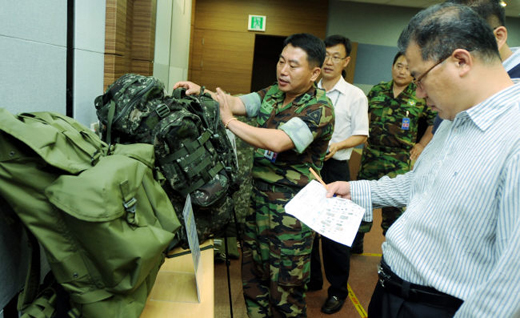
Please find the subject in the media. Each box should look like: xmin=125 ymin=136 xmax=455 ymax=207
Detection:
xmin=156 ymin=130 xmax=225 ymax=195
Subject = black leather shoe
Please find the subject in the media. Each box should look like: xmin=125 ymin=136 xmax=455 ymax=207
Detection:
xmin=321 ymin=295 xmax=345 ymax=314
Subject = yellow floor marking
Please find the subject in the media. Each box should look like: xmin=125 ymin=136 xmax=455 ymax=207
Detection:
xmin=357 ymin=253 xmax=382 ymax=257
xmin=348 ymin=284 xmax=368 ymax=318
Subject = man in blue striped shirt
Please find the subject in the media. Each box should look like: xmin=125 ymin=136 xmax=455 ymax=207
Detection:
xmin=327 ymin=3 xmax=520 ymax=317
xmin=432 ymin=0 xmax=520 ymax=134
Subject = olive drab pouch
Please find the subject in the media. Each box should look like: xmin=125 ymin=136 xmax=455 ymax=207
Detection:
xmin=95 ymin=74 xmax=239 ymax=247
xmin=0 ymin=108 xmax=181 ymax=318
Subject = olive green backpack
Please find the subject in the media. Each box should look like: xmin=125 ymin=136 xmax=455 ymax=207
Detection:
xmin=0 ymin=108 xmax=181 ymax=318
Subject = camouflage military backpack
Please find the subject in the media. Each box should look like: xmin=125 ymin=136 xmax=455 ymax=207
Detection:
xmin=95 ymin=73 xmax=239 ymax=247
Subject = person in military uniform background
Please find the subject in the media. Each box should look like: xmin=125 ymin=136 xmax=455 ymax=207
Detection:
xmin=174 ymin=33 xmax=334 ymax=318
xmin=352 ymin=52 xmax=436 ymax=253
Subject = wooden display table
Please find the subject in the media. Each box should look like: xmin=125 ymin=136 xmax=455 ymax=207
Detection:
xmin=140 ymin=240 xmax=214 ymax=318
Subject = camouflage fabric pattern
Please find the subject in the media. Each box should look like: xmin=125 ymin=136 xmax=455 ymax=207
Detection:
xmin=231 ymin=117 xmax=256 ymax=223
xmin=94 ymin=73 xmax=165 ymax=142
xmin=358 ymin=80 xmax=434 ymax=232
xmin=252 ymin=84 xmax=334 ymax=188
xmin=242 ymin=185 xmax=313 ymax=318
xmin=167 ymin=188 xmax=234 ymax=249
xmin=357 ymin=150 xmax=407 ymax=233
xmin=239 ymin=83 xmax=333 ymax=317
xmin=363 ymin=80 xmax=435 ymax=152
xmin=172 ymin=88 xmax=240 ymax=187
xmin=95 ymin=74 xmax=240 ymax=249
xmin=213 ymin=117 xmax=255 ymax=259
xmin=151 ymin=102 xmax=230 ymax=206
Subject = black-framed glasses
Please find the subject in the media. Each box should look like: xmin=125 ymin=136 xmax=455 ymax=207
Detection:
xmin=412 ymin=56 xmax=449 ymax=87
xmin=325 ymin=54 xmax=348 ymax=64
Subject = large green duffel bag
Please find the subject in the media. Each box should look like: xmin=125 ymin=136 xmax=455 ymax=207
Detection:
xmin=0 ymin=108 xmax=181 ymax=318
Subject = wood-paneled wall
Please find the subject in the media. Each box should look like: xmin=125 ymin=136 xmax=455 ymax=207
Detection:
xmin=104 ymin=0 xmax=157 ymax=89
xmin=189 ymin=0 xmax=329 ymax=94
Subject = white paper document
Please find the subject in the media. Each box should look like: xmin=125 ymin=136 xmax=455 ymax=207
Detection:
xmin=285 ymin=180 xmax=365 ymax=246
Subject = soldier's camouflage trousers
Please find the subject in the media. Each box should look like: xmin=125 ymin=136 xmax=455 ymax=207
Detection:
xmin=242 ymin=182 xmax=314 ymax=318
xmin=357 ymin=146 xmax=411 ymax=233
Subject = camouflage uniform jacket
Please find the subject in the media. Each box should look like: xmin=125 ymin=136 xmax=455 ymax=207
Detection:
xmin=247 ymin=83 xmax=334 ymax=189
xmin=365 ymin=80 xmax=434 ymax=152
xmin=358 ymin=80 xmax=435 ymax=181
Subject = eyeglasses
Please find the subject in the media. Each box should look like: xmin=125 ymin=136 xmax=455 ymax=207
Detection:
xmin=412 ymin=56 xmax=449 ymax=88
xmin=325 ymin=54 xmax=347 ymax=64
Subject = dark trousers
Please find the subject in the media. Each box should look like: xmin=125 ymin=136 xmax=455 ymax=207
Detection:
xmin=310 ymin=158 xmax=351 ymax=299
xmin=368 ymin=260 xmax=463 ymax=318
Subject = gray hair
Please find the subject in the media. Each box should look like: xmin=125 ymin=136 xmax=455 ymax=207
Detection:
xmin=397 ymin=3 xmax=500 ymax=64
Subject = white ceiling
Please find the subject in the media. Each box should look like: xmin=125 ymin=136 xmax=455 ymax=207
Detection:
xmin=340 ymin=0 xmax=520 ymax=17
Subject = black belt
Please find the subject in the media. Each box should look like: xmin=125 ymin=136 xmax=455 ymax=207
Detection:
xmin=377 ymin=260 xmax=464 ymax=310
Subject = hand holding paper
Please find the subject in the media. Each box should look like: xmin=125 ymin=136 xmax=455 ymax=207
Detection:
xmin=285 ymin=180 xmax=364 ymax=246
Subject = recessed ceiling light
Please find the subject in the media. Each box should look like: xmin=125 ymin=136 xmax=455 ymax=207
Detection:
xmin=500 ymin=1 xmax=507 ymax=7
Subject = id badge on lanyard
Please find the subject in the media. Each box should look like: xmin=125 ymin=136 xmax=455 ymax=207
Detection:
xmin=264 ymin=150 xmax=278 ymax=163
xmin=401 ymin=111 xmax=410 ymax=130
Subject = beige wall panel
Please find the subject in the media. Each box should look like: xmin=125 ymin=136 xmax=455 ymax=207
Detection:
xmin=198 ymin=70 xmax=252 ymax=95
xmin=132 ymin=0 xmax=157 ymax=61
xmin=125 ymin=0 xmax=134 ymax=58
xmin=104 ymin=54 xmax=130 ymax=89
xmin=131 ymin=60 xmax=154 ymax=75
xmin=191 ymin=30 xmax=255 ymax=94
xmin=190 ymin=0 xmax=328 ymax=93
xmin=189 ymin=29 xmax=204 ymax=71
xmin=104 ymin=0 xmax=156 ymax=88
xmin=105 ymin=0 xmax=128 ymax=55
xmin=189 ymin=69 xmax=202 ymax=88
xmin=194 ymin=0 xmax=327 ymax=37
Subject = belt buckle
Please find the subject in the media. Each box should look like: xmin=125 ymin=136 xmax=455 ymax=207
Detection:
xmin=377 ymin=264 xmax=391 ymax=288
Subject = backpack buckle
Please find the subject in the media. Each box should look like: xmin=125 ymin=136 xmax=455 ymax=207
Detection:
xmin=123 ymin=197 xmax=137 ymax=213
xmin=155 ymin=104 xmax=170 ymax=118
xmin=124 ymin=197 xmax=138 ymax=225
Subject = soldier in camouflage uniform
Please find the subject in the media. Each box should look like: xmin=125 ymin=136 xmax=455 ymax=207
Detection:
xmin=174 ymin=33 xmax=334 ymax=318
xmin=352 ymin=52 xmax=436 ymax=253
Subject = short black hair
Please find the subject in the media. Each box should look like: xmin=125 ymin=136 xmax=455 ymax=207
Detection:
xmin=284 ymin=33 xmax=326 ymax=68
xmin=393 ymin=52 xmax=405 ymax=66
xmin=398 ymin=3 xmax=500 ymax=64
xmin=324 ymin=35 xmax=352 ymax=57
xmin=447 ymin=0 xmax=506 ymax=27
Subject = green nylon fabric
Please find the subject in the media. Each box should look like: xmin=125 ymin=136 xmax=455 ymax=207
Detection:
xmin=0 ymin=108 xmax=181 ymax=318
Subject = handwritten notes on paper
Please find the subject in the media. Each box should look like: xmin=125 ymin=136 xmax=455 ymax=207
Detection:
xmin=285 ymin=180 xmax=365 ymax=246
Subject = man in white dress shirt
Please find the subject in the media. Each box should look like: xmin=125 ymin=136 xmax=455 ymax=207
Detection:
xmin=326 ymin=3 xmax=520 ymax=317
xmin=309 ymin=35 xmax=369 ymax=314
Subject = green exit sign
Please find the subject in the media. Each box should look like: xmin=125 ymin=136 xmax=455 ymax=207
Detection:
xmin=248 ymin=15 xmax=266 ymax=31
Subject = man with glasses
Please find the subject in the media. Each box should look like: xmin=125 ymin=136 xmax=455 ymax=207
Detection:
xmin=326 ymin=3 xmax=520 ymax=317
xmin=351 ymin=52 xmax=435 ymax=254
xmin=432 ymin=0 xmax=520 ymax=133
xmin=308 ymin=35 xmax=369 ymax=314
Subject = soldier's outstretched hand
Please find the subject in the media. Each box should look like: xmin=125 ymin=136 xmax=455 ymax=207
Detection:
xmin=215 ymin=87 xmax=234 ymax=124
xmin=173 ymin=81 xmax=201 ymax=95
